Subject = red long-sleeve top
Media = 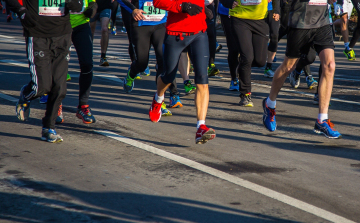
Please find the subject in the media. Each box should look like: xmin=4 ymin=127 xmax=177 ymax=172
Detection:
xmin=153 ymin=0 xmax=207 ymax=33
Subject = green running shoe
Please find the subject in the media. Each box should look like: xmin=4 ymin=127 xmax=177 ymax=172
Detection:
xmin=208 ymin=64 xmax=219 ymax=77
xmin=123 ymin=69 xmax=135 ymax=93
xmin=344 ymin=48 xmax=356 ymax=61
xmin=161 ymin=102 xmax=172 ymax=116
xmin=184 ymin=80 xmax=196 ymax=95
xmin=67 ymin=73 xmax=71 ymax=81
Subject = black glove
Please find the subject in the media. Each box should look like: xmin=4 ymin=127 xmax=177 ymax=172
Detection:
xmin=205 ymin=6 xmax=213 ymax=20
xmin=18 ymin=8 xmax=37 ymax=29
xmin=181 ymin=2 xmax=202 ymax=16
xmin=83 ymin=2 xmax=98 ymax=18
xmin=66 ymin=0 xmax=84 ymax=12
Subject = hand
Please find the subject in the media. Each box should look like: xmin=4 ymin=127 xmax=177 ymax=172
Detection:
xmin=334 ymin=4 xmax=343 ymax=16
xmin=181 ymin=2 xmax=203 ymax=16
xmin=232 ymin=1 xmax=238 ymax=9
xmin=18 ymin=8 xmax=37 ymax=29
xmin=132 ymin=9 xmax=146 ymax=21
xmin=273 ymin=13 xmax=279 ymax=21
xmin=205 ymin=6 xmax=213 ymax=20
xmin=65 ymin=0 xmax=84 ymax=12
xmin=83 ymin=2 xmax=97 ymax=18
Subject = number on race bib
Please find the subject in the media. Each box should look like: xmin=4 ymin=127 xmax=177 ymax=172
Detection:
xmin=39 ymin=0 xmax=65 ymax=16
xmin=142 ymin=1 xmax=166 ymax=21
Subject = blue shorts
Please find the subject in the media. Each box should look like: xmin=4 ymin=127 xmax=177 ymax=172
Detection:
xmin=90 ymin=9 xmax=111 ymax=22
xmin=161 ymin=32 xmax=209 ymax=85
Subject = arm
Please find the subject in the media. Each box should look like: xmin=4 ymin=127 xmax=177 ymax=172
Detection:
xmin=117 ymin=0 xmax=136 ymax=11
xmin=117 ymin=0 xmax=133 ymax=13
xmin=153 ymin=0 xmax=182 ymax=13
xmin=272 ymin=0 xmax=280 ymax=15
xmin=219 ymin=0 xmax=235 ymax=10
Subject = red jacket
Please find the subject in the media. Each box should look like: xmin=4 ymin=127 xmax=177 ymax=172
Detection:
xmin=153 ymin=0 xmax=207 ymax=33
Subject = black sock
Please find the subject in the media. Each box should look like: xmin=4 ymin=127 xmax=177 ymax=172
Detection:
xmin=266 ymin=63 xmax=272 ymax=69
xmin=101 ymin=53 xmax=106 ymax=58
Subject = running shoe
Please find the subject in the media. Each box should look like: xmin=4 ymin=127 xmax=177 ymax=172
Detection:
xmin=141 ymin=66 xmax=151 ymax=76
xmin=229 ymin=79 xmax=239 ymax=91
xmin=208 ymin=64 xmax=219 ymax=77
xmin=120 ymin=27 xmax=127 ymax=33
xmin=190 ymin=65 xmax=194 ymax=74
xmin=264 ymin=67 xmax=274 ymax=78
xmin=215 ymin=43 xmax=222 ymax=53
xmin=184 ymin=80 xmax=196 ymax=95
xmin=76 ymin=105 xmax=96 ymax=124
xmin=195 ymin=124 xmax=216 ymax=144
xmin=149 ymin=95 xmax=162 ymax=122
xmin=67 ymin=73 xmax=71 ymax=81
xmin=343 ymin=48 xmax=356 ymax=61
xmin=289 ymin=70 xmax=300 ymax=88
xmin=123 ymin=68 xmax=135 ymax=93
xmin=16 ymin=85 xmax=31 ymax=121
xmin=161 ymin=102 xmax=172 ymax=116
xmin=111 ymin=27 xmax=117 ymax=35
xmin=135 ymin=73 xmax=142 ymax=79
xmin=100 ymin=57 xmax=109 ymax=66
xmin=314 ymin=119 xmax=342 ymax=139
xmin=6 ymin=13 xmax=12 ymax=22
xmin=239 ymin=93 xmax=254 ymax=107
xmin=169 ymin=95 xmax=183 ymax=108
xmin=262 ymin=98 xmax=276 ymax=132
xmin=306 ymin=76 xmax=318 ymax=89
xmin=313 ymin=93 xmax=331 ymax=106
xmin=39 ymin=94 xmax=48 ymax=104
xmin=41 ymin=128 xmax=63 ymax=143
xmin=2 ymin=8 xmax=6 ymax=14
xmin=56 ymin=104 xmax=64 ymax=124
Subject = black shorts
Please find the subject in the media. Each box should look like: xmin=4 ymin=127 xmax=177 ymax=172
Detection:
xmin=286 ymin=25 xmax=334 ymax=58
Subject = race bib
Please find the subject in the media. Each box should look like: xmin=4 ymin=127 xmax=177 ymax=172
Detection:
xmin=308 ymin=0 xmax=327 ymax=6
xmin=39 ymin=0 xmax=65 ymax=16
xmin=142 ymin=1 xmax=165 ymax=22
xmin=240 ymin=0 xmax=262 ymax=6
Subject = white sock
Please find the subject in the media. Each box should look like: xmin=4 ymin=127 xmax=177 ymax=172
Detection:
xmin=318 ymin=113 xmax=328 ymax=123
xmin=266 ymin=97 xmax=276 ymax=109
xmin=155 ymin=93 xmax=164 ymax=103
xmin=344 ymin=42 xmax=350 ymax=51
xmin=197 ymin=120 xmax=205 ymax=129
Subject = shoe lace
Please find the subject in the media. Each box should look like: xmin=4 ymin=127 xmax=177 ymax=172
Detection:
xmin=326 ymin=119 xmax=335 ymax=131
xmin=58 ymin=105 xmax=62 ymax=116
xmin=269 ymin=107 xmax=276 ymax=122
xmin=81 ymin=106 xmax=90 ymax=115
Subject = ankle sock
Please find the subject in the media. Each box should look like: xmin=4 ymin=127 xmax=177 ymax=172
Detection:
xmin=155 ymin=93 xmax=164 ymax=103
xmin=197 ymin=120 xmax=205 ymax=129
xmin=266 ymin=97 xmax=276 ymax=109
xmin=318 ymin=113 xmax=328 ymax=123
xmin=344 ymin=42 xmax=350 ymax=51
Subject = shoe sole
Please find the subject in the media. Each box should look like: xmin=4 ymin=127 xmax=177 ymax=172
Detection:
xmin=313 ymin=129 xmax=342 ymax=139
xmin=196 ymin=129 xmax=216 ymax=144
xmin=208 ymin=71 xmax=219 ymax=77
xmin=239 ymin=103 xmax=254 ymax=107
xmin=308 ymin=82 xmax=318 ymax=89
xmin=55 ymin=119 xmax=64 ymax=124
xmin=76 ymin=113 xmax=95 ymax=124
xmin=41 ymin=137 xmax=63 ymax=143
xmin=100 ymin=62 xmax=109 ymax=66
xmin=185 ymin=89 xmax=196 ymax=95
xmin=344 ymin=52 xmax=356 ymax=61
xmin=169 ymin=102 xmax=183 ymax=108
xmin=161 ymin=112 xmax=172 ymax=116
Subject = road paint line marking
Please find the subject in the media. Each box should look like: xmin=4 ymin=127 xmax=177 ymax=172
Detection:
xmin=0 ymin=93 xmax=18 ymax=102
xmin=96 ymin=130 xmax=355 ymax=223
xmin=2 ymin=59 xmax=359 ymax=105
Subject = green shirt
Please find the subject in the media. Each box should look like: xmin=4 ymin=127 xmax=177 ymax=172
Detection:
xmin=230 ymin=0 xmax=268 ymax=20
xmin=70 ymin=0 xmax=95 ymax=28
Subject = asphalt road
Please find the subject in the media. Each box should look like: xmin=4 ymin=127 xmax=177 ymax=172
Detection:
xmin=0 ymin=14 xmax=359 ymax=223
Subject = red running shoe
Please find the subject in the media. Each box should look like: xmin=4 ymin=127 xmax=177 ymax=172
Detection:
xmin=195 ymin=124 xmax=216 ymax=144
xmin=149 ymin=95 xmax=162 ymax=122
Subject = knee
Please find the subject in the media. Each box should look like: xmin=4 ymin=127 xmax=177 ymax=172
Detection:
xmin=323 ymin=60 xmax=336 ymax=74
xmin=240 ymin=55 xmax=254 ymax=66
xmin=101 ymin=26 xmax=108 ymax=34
xmin=253 ymin=56 xmax=266 ymax=67
xmin=80 ymin=63 xmax=93 ymax=74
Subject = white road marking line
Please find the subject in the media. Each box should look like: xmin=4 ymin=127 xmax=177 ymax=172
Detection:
xmin=0 ymin=93 xmax=18 ymax=102
xmin=1 ymin=60 xmax=359 ymax=105
xmin=96 ymin=130 xmax=355 ymax=223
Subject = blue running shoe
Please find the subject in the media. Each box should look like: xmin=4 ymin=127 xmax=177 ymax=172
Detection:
xmin=306 ymin=76 xmax=318 ymax=89
xmin=123 ymin=68 xmax=135 ymax=93
xmin=41 ymin=128 xmax=63 ymax=143
xmin=161 ymin=102 xmax=172 ymax=116
xmin=314 ymin=119 xmax=342 ymax=139
xmin=16 ymin=85 xmax=31 ymax=121
xmin=39 ymin=94 xmax=48 ymax=104
xmin=169 ymin=95 xmax=183 ymax=108
xmin=141 ymin=66 xmax=151 ymax=76
xmin=262 ymin=98 xmax=276 ymax=131
xmin=229 ymin=79 xmax=239 ymax=91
